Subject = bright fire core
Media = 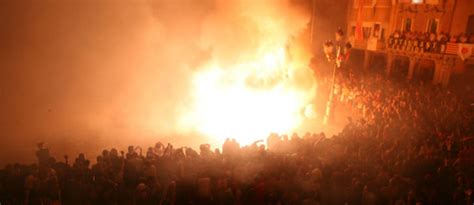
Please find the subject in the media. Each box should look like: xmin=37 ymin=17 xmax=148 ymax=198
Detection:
xmin=177 ymin=0 xmax=316 ymax=145
xmin=182 ymin=45 xmax=316 ymax=145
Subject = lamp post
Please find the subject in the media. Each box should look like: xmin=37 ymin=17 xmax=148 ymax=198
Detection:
xmin=322 ymin=29 xmax=351 ymax=125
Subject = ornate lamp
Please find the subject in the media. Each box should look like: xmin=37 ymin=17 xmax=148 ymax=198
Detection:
xmin=322 ymin=29 xmax=351 ymax=125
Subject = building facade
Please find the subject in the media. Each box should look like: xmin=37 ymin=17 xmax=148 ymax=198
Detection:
xmin=346 ymin=0 xmax=474 ymax=85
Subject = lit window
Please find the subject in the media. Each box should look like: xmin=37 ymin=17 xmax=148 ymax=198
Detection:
xmin=412 ymin=0 xmax=423 ymax=4
xmin=426 ymin=19 xmax=439 ymax=33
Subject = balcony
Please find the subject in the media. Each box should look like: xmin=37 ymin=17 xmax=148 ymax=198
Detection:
xmin=349 ymin=36 xmax=474 ymax=63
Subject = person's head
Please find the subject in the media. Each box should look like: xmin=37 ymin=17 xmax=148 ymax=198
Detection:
xmin=128 ymin=146 xmax=134 ymax=153
xmin=135 ymin=182 xmax=149 ymax=199
xmin=394 ymin=31 xmax=400 ymax=38
xmin=428 ymin=33 xmax=436 ymax=41
xmin=459 ymin=33 xmax=468 ymax=43
xmin=154 ymin=142 xmax=163 ymax=149
xmin=78 ymin=153 xmax=85 ymax=160
xmin=185 ymin=147 xmax=196 ymax=157
xmin=102 ymin=149 xmax=109 ymax=157
xmin=457 ymin=174 xmax=464 ymax=186
xmin=110 ymin=148 xmax=118 ymax=157
xmin=363 ymin=182 xmax=375 ymax=194
xmin=200 ymin=144 xmax=211 ymax=155
xmin=174 ymin=148 xmax=185 ymax=159
xmin=344 ymin=42 xmax=352 ymax=54
xmin=449 ymin=35 xmax=458 ymax=42
xmin=323 ymin=40 xmax=334 ymax=55
xmin=469 ymin=34 xmax=474 ymax=43
xmin=336 ymin=28 xmax=344 ymax=41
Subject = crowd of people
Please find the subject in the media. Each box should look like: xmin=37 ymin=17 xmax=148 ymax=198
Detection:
xmin=1 ymin=68 xmax=474 ymax=205
xmin=387 ymin=31 xmax=474 ymax=54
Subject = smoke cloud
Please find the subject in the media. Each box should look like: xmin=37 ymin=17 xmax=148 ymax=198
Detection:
xmin=0 ymin=0 xmax=311 ymax=165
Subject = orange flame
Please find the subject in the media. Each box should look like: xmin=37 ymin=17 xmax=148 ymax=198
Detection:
xmin=178 ymin=0 xmax=316 ymax=145
xmin=181 ymin=46 xmax=316 ymax=145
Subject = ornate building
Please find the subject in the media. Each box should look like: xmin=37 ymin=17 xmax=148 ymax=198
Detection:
xmin=346 ymin=0 xmax=474 ymax=86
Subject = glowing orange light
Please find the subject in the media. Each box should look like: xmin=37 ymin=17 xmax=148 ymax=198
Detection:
xmin=178 ymin=2 xmax=316 ymax=145
xmin=181 ymin=45 xmax=316 ymax=145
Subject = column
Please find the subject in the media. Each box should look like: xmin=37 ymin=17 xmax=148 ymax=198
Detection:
xmin=407 ymin=57 xmax=417 ymax=80
xmin=432 ymin=61 xmax=442 ymax=85
xmin=363 ymin=50 xmax=372 ymax=70
xmin=386 ymin=53 xmax=393 ymax=76
xmin=441 ymin=66 xmax=452 ymax=87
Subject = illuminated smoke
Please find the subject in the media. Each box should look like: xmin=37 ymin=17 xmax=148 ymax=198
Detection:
xmin=168 ymin=0 xmax=317 ymax=145
xmin=0 ymin=0 xmax=315 ymax=164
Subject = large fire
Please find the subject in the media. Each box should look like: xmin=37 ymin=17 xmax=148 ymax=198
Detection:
xmin=178 ymin=0 xmax=316 ymax=145
xmin=181 ymin=47 xmax=316 ymax=145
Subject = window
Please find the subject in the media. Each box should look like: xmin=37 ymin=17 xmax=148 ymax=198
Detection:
xmin=372 ymin=23 xmax=385 ymax=40
xmin=402 ymin=18 xmax=413 ymax=32
xmin=373 ymin=23 xmax=381 ymax=38
xmin=411 ymin=0 xmax=423 ymax=4
xmin=426 ymin=18 xmax=439 ymax=33
xmin=467 ymin=15 xmax=474 ymax=34
xmin=363 ymin=27 xmax=372 ymax=40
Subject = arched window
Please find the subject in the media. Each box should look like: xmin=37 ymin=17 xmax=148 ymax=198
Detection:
xmin=402 ymin=18 xmax=413 ymax=32
xmin=426 ymin=18 xmax=439 ymax=33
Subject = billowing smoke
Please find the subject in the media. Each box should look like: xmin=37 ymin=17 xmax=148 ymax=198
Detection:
xmin=0 ymin=0 xmax=312 ymax=165
xmin=152 ymin=0 xmax=315 ymax=145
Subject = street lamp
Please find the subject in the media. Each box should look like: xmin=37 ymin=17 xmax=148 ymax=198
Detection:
xmin=322 ymin=29 xmax=351 ymax=125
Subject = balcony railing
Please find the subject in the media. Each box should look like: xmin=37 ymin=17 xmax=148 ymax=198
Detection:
xmin=349 ymin=36 xmax=474 ymax=61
